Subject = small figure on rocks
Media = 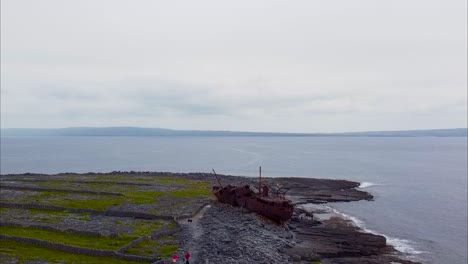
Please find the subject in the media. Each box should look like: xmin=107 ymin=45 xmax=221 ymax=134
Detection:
xmin=172 ymin=255 xmax=178 ymax=263
xmin=184 ymin=251 xmax=191 ymax=264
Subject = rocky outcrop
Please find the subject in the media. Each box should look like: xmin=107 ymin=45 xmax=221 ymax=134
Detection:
xmin=177 ymin=203 xmax=293 ymax=264
xmin=287 ymin=216 xmax=389 ymax=260
xmin=175 ymin=202 xmax=421 ymax=264
xmin=174 ymin=173 xmax=420 ymax=264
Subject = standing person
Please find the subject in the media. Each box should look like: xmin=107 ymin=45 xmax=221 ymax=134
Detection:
xmin=172 ymin=255 xmax=178 ymax=263
xmin=184 ymin=251 xmax=191 ymax=264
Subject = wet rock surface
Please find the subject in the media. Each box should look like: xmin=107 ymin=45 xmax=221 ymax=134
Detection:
xmin=288 ymin=215 xmax=420 ymax=264
xmin=177 ymin=203 xmax=292 ymax=264
xmin=175 ymin=174 xmax=421 ymax=264
xmin=176 ymin=202 xmax=421 ymax=264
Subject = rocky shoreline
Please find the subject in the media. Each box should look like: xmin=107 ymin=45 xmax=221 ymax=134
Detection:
xmin=177 ymin=174 xmax=422 ymax=264
xmin=0 ymin=172 xmax=422 ymax=263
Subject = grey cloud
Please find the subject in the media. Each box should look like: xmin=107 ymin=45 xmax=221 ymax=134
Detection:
xmin=1 ymin=0 xmax=466 ymax=131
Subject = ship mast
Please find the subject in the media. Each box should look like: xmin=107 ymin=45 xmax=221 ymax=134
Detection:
xmin=259 ymin=166 xmax=262 ymax=195
xmin=212 ymin=169 xmax=223 ymax=188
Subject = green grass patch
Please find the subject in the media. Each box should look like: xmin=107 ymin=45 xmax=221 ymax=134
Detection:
xmin=154 ymin=176 xmax=193 ymax=185
xmin=36 ymin=180 xmax=68 ymax=188
xmin=168 ymin=186 xmax=211 ymax=197
xmin=0 ymin=208 xmax=69 ymax=224
xmin=11 ymin=174 xmax=213 ymax=210
xmin=167 ymin=180 xmax=212 ymax=197
xmin=79 ymin=213 xmax=91 ymax=221
xmin=32 ymin=213 xmax=64 ymax=223
xmin=85 ymin=181 xmax=115 ymax=187
xmin=125 ymin=239 xmax=160 ymax=256
xmin=167 ymin=221 xmax=177 ymax=229
xmin=0 ymin=239 xmax=144 ymax=263
xmin=28 ymin=208 xmax=66 ymax=215
xmin=159 ymin=244 xmax=178 ymax=257
xmin=133 ymin=177 xmax=156 ymax=182
xmin=123 ymin=191 xmax=164 ymax=204
xmin=23 ymin=191 xmax=125 ymax=210
xmin=128 ymin=222 xmax=162 ymax=236
xmin=85 ymin=181 xmax=124 ymax=192
xmin=92 ymin=174 xmax=153 ymax=183
xmin=153 ymin=176 xmax=210 ymax=186
xmin=125 ymin=236 xmax=177 ymax=257
xmin=27 ymin=209 xmax=93 ymax=223
xmin=27 ymin=191 xmax=56 ymax=202
xmin=54 ymin=196 xmax=125 ymax=210
xmin=116 ymin=219 xmax=166 ymax=236
xmin=0 ymin=226 xmax=135 ymax=250
xmin=37 ymin=180 xmax=117 ymax=192
xmin=37 ymin=180 xmax=131 ymax=193
xmin=21 ymin=189 xmax=162 ymax=209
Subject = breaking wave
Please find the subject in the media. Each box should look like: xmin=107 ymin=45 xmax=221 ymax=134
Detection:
xmin=327 ymin=207 xmax=425 ymax=255
xmin=359 ymin=182 xmax=379 ymax=188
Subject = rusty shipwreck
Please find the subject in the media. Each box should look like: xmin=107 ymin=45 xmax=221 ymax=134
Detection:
xmin=212 ymin=167 xmax=294 ymax=222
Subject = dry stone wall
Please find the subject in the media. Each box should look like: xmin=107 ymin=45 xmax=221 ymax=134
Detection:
xmin=0 ymin=185 xmax=123 ymax=196
xmin=0 ymin=202 xmax=174 ymax=220
xmin=0 ymin=222 xmax=106 ymax=237
xmin=0 ymin=234 xmax=160 ymax=262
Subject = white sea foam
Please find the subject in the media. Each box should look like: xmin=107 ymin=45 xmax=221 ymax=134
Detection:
xmin=359 ymin=182 xmax=379 ymax=188
xmin=385 ymin=237 xmax=425 ymax=255
xmin=326 ymin=206 xmax=425 ymax=255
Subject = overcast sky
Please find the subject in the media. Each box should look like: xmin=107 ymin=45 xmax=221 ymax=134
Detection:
xmin=1 ymin=0 xmax=466 ymax=132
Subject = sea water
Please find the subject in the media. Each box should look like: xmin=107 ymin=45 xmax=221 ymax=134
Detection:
xmin=1 ymin=136 xmax=466 ymax=264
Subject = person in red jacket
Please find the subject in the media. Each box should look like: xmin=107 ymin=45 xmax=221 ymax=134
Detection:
xmin=184 ymin=251 xmax=191 ymax=264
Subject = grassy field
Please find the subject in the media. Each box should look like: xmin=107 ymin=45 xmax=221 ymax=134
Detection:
xmin=0 ymin=240 xmax=142 ymax=264
xmin=125 ymin=235 xmax=178 ymax=257
xmin=0 ymin=226 xmax=135 ymax=250
xmin=0 ymin=172 xmax=214 ymax=263
xmin=1 ymin=174 xmax=212 ymax=211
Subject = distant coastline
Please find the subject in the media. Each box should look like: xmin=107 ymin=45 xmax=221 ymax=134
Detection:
xmin=1 ymin=127 xmax=467 ymax=137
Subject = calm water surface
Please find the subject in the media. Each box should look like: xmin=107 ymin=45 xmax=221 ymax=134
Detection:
xmin=1 ymin=136 xmax=467 ymax=264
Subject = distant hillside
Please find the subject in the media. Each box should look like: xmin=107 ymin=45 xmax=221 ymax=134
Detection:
xmin=337 ymin=128 xmax=468 ymax=137
xmin=1 ymin=127 xmax=315 ymax=137
xmin=1 ymin=127 xmax=466 ymax=137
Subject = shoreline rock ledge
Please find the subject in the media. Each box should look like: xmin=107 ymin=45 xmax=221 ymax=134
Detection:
xmin=178 ymin=175 xmax=422 ymax=264
xmin=0 ymin=172 xmax=422 ymax=264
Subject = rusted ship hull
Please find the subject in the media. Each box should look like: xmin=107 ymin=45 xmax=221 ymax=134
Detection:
xmin=213 ymin=185 xmax=294 ymax=222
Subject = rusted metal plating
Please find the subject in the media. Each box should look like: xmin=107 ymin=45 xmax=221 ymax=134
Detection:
xmin=212 ymin=167 xmax=294 ymax=222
